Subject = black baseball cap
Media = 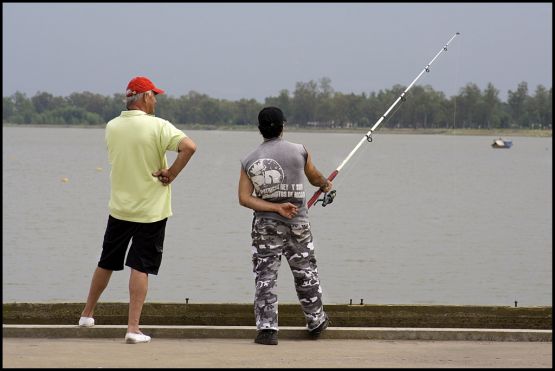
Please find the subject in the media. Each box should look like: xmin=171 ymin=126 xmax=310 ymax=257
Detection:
xmin=258 ymin=106 xmax=286 ymax=127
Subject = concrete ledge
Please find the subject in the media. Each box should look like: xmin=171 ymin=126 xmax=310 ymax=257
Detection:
xmin=3 ymin=303 xmax=552 ymax=329
xmin=3 ymin=325 xmax=552 ymax=342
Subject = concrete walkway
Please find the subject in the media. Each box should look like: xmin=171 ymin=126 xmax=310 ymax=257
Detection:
xmin=3 ymin=337 xmax=552 ymax=368
xmin=3 ymin=324 xmax=552 ymax=342
xmin=3 ymin=302 xmax=552 ymax=368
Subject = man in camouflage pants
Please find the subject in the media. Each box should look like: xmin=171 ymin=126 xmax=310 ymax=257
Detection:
xmin=239 ymin=107 xmax=332 ymax=345
xmin=252 ymin=218 xmax=325 ymax=330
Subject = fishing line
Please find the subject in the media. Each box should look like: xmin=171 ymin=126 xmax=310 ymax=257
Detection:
xmin=383 ymin=99 xmax=406 ymax=127
xmin=451 ymin=35 xmax=463 ymax=129
xmin=329 ymin=134 xmax=366 ymax=188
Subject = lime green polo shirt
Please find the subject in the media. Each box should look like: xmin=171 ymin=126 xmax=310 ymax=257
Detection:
xmin=105 ymin=110 xmax=187 ymax=223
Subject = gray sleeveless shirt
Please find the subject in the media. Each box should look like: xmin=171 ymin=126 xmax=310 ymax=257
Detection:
xmin=241 ymin=137 xmax=309 ymax=224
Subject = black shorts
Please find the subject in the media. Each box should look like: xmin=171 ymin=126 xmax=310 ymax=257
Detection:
xmin=98 ymin=215 xmax=168 ymax=275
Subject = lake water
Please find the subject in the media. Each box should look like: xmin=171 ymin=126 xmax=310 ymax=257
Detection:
xmin=2 ymin=126 xmax=552 ymax=306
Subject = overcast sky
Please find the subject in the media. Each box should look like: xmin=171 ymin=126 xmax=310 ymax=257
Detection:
xmin=3 ymin=3 xmax=552 ymax=102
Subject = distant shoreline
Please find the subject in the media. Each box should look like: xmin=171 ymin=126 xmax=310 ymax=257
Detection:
xmin=3 ymin=123 xmax=552 ymax=137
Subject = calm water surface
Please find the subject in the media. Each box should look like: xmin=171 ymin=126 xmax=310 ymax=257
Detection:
xmin=2 ymin=126 xmax=552 ymax=305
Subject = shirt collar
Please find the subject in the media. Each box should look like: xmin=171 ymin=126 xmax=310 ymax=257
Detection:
xmin=121 ymin=110 xmax=148 ymax=117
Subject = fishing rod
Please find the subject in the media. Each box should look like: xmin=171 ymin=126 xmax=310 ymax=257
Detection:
xmin=309 ymin=32 xmax=461 ymax=209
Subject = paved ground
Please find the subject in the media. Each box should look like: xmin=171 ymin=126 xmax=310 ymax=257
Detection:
xmin=3 ymin=337 xmax=552 ymax=368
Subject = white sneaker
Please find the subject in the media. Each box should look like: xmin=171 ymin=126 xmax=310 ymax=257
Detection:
xmin=125 ymin=332 xmax=151 ymax=344
xmin=78 ymin=317 xmax=94 ymax=327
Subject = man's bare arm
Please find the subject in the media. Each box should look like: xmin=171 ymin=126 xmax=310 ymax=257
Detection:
xmin=152 ymin=137 xmax=197 ymax=185
xmin=238 ymin=168 xmax=298 ymax=219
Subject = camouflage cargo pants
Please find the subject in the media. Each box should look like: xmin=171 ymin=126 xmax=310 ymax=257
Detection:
xmin=251 ymin=217 xmax=327 ymax=331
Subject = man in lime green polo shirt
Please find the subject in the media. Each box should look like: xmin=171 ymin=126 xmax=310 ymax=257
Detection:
xmin=79 ymin=76 xmax=197 ymax=344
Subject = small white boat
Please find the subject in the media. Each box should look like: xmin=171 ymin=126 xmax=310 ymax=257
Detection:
xmin=492 ymin=138 xmax=512 ymax=148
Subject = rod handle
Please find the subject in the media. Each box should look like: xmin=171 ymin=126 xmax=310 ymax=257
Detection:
xmin=307 ymin=170 xmax=339 ymax=209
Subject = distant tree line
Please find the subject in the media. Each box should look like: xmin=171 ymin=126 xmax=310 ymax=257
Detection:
xmin=3 ymin=78 xmax=552 ymax=129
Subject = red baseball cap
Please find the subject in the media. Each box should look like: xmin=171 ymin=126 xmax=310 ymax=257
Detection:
xmin=126 ymin=76 xmax=165 ymax=97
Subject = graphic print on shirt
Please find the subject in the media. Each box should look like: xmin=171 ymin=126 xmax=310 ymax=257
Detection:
xmin=247 ymin=158 xmax=305 ymax=201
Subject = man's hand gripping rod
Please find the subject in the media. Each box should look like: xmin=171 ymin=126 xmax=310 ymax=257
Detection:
xmin=307 ymin=32 xmax=460 ymax=209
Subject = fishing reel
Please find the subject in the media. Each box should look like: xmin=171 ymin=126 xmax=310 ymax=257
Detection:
xmin=314 ymin=190 xmax=336 ymax=207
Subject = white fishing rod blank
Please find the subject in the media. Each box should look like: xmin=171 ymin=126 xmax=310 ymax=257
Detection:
xmin=308 ymin=32 xmax=461 ymax=209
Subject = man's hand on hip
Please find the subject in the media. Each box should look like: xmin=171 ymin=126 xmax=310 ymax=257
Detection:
xmin=152 ymin=169 xmax=176 ymax=186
